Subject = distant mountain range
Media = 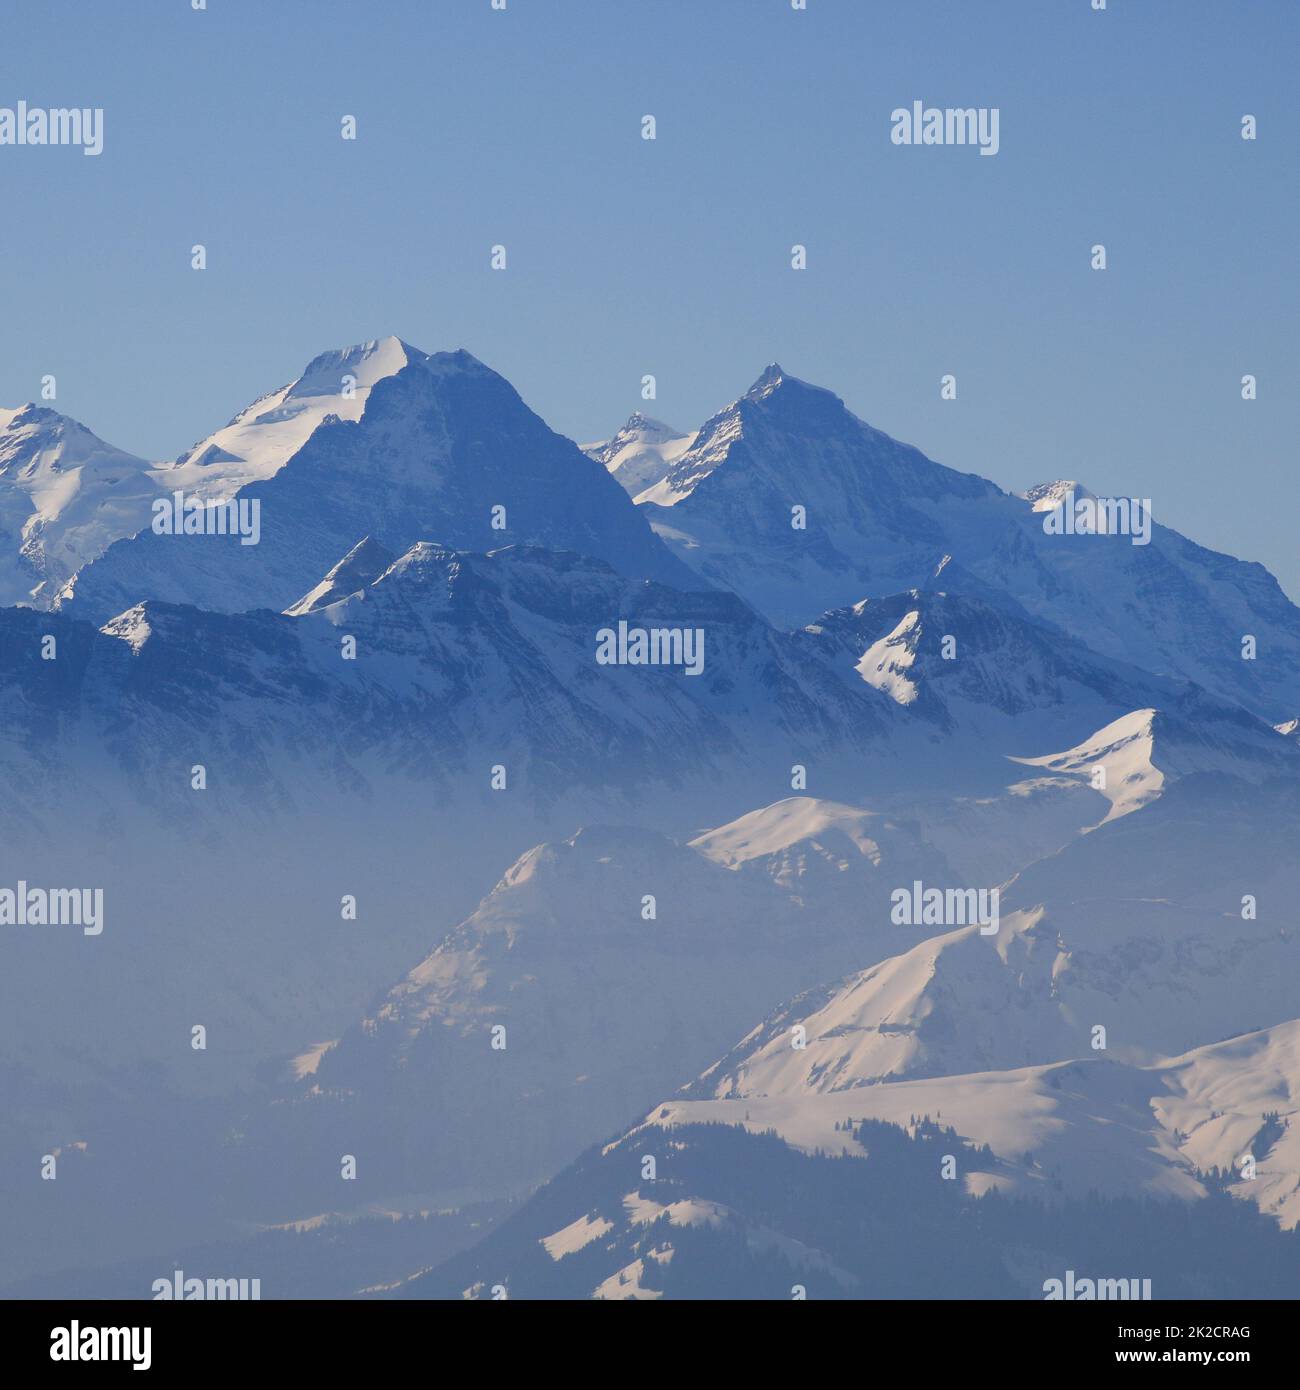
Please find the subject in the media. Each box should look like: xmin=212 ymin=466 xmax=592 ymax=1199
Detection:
xmin=3 ymin=338 xmax=1298 ymax=1298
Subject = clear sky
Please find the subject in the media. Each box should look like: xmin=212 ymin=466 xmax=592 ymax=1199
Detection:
xmin=4 ymin=0 xmax=1298 ymax=595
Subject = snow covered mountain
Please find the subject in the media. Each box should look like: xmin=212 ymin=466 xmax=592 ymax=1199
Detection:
xmin=676 ymin=766 xmax=1300 ymax=1101
xmin=58 ymin=348 xmax=702 ymax=621
xmin=2 ymin=541 xmax=913 ymax=850
xmin=0 ymin=540 xmax=950 ymax=1114
xmin=283 ymin=534 xmax=396 ymax=615
xmin=118 ymin=737 xmax=1293 ymax=1234
xmin=0 ymin=340 xmax=424 ymax=612
xmin=29 ymin=1100 xmax=1300 ymax=1299
xmin=0 ymin=404 xmax=157 ymax=607
xmin=638 ymin=365 xmax=1300 ymax=722
xmin=1005 ymin=705 xmax=1289 ymax=823
xmin=273 ymin=540 xmax=902 ymax=799
xmin=29 ymin=527 xmax=1265 ymax=851
xmin=0 ymin=791 xmax=954 ymax=1277
xmin=687 ymin=796 xmax=954 ymax=911
xmin=222 ymin=796 xmax=957 ymax=1218
xmin=5 ymin=343 xmax=1300 ymax=1299
xmin=7 ymin=527 xmax=1288 ymax=1113
xmin=30 ymin=350 xmax=1300 ymax=724
xmin=494 ymin=775 xmax=1300 ymax=1278
xmin=636 ymin=364 xmax=1002 ymax=620
xmin=393 ymin=1102 xmax=1300 ymax=1299
xmin=160 ymin=336 xmax=424 ymax=500
xmin=800 ymin=587 xmax=1210 ymax=754
xmin=583 ymin=412 xmax=695 ymax=497
xmin=643 ymin=1021 xmax=1300 ymax=1235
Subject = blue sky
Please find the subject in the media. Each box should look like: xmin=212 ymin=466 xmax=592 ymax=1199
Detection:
xmin=4 ymin=0 xmax=1298 ymax=595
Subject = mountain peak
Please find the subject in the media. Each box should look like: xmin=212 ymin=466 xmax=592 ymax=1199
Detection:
xmin=620 ymin=410 xmax=679 ymax=436
xmin=423 ymin=347 xmax=495 ymax=378
xmin=744 ymin=363 xmax=786 ymax=400
xmin=0 ymin=403 xmax=156 ymax=605
xmin=0 ymin=402 xmax=103 ymax=443
xmin=168 ymin=337 xmax=431 ymax=492
xmin=0 ymin=401 xmax=145 ymax=474
xmin=1023 ymin=479 xmax=1096 ymax=512
xmin=1009 ymin=709 xmax=1164 ymax=823
xmin=586 ymin=411 xmax=695 ymax=499
xmin=3 ymin=401 xmax=52 ymax=427
xmin=285 ymin=535 xmax=397 ymax=616
xmin=634 ymin=364 xmax=864 ymax=512
xmin=583 ymin=412 xmax=683 ymax=451
xmin=293 ymin=337 xmax=427 ymax=399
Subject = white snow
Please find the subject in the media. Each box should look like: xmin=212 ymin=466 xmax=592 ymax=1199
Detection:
xmin=0 ymin=405 xmax=157 ymax=605
xmin=0 ymin=339 xmax=422 ymax=611
xmin=1010 ymin=709 xmax=1163 ymax=823
xmin=642 ymin=1018 xmax=1300 ymax=1228
xmin=593 ymin=1258 xmax=661 ymax=1300
xmin=289 ymin=1041 xmax=336 ymax=1080
xmin=98 ymin=603 xmax=155 ymax=653
xmin=854 ymin=609 xmax=922 ymax=705
xmin=158 ymin=337 xmax=423 ymax=503
xmin=633 ymin=398 xmax=744 ymax=508
xmin=540 ymin=1212 xmax=613 ymax=1260
xmin=623 ymin=1193 xmax=729 ymax=1230
xmin=1022 ymin=479 xmax=1095 ymax=513
xmin=284 ymin=536 xmax=394 ymax=616
xmin=584 ymin=413 xmax=695 ymax=498
xmin=689 ymin=797 xmax=885 ymax=869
